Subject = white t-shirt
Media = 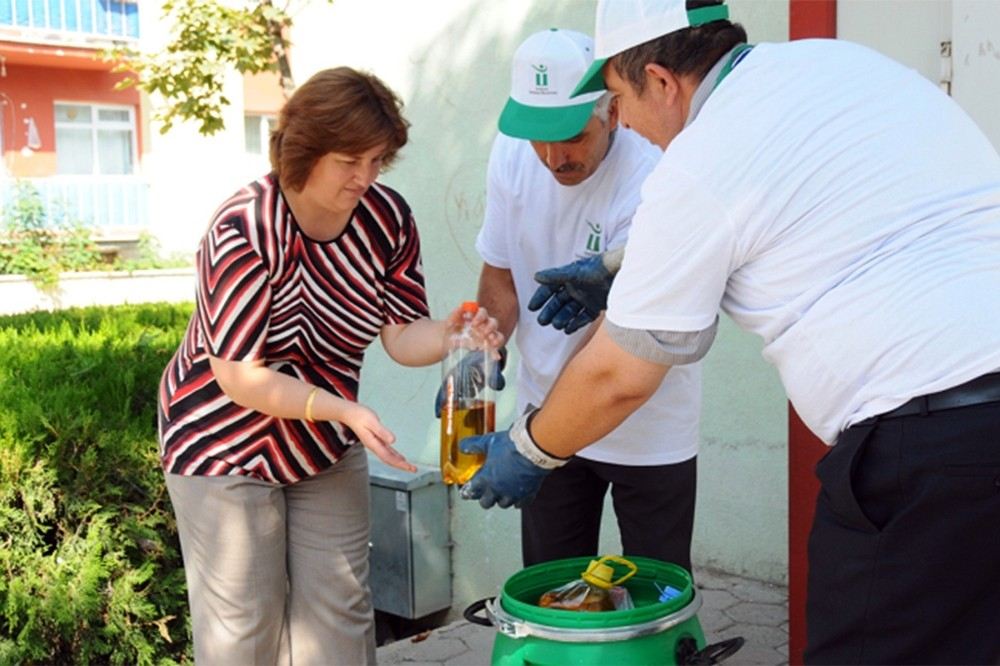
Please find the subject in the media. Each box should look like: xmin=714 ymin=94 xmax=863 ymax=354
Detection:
xmin=477 ymin=129 xmax=701 ymax=465
xmin=609 ymin=39 xmax=1000 ymax=444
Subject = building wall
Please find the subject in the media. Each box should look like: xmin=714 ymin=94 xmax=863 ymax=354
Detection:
xmin=838 ymin=0 xmax=1000 ymax=151
xmin=0 ymin=58 xmax=139 ymax=176
xmin=2 ymin=0 xmax=792 ymax=616
xmin=272 ymin=0 xmax=792 ymax=618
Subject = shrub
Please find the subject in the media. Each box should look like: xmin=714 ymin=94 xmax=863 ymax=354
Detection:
xmin=0 ymin=302 xmax=195 ymax=664
xmin=0 ymin=183 xmax=191 ymax=292
xmin=0 ymin=183 xmax=103 ymax=291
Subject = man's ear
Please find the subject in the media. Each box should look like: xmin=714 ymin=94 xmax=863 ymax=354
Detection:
xmin=607 ymin=95 xmax=620 ymax=130
xmin=644 ymin=62 xmax=681 ymax=106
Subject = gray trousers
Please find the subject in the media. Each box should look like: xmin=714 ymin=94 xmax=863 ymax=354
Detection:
xmin=165 ymin=445 xmax=375 ymax=666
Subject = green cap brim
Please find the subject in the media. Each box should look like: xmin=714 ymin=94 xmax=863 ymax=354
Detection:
xmin=571 ymin=57 xmax=609 ymax=98
xmin=498 ymin=97 xmax=599 ymax=142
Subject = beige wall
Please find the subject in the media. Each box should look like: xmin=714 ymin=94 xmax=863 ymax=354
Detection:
xmin=284 ymin=0 xmax=791 ymax=618
xmin=144 ymin=0 xmax=792 ymax=621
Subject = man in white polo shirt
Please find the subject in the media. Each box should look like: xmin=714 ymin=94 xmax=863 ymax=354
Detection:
xmin=460 ymin=1 xmax=1000 ymax=664
xmin=473 ymin=28 xmax=702 ymax=571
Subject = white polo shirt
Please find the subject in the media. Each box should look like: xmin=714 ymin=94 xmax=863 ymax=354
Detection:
xmin=477 ymin=129 xmax=701 ymax=465
xmin=609 ymin=39 xmax=1000 ymax=444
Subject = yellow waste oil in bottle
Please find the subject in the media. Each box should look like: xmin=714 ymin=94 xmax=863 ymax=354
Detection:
xmin=439 ymin=300 xmax=497 ymax=485
xmin=440 ymin=400 xmax=496 ymax=485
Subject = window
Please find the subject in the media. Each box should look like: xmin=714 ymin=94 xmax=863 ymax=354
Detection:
xmin=54 ymin=103 xmax=137 ymax=175
xmin=245 ymin=114 xmax=277 ymax=155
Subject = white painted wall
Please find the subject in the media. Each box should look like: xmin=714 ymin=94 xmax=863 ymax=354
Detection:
xmin=137 ymin=0 xmax=791 ymax=621
xmin=952 ymin=0 xmax=1000 ymax=149
xmin=138 ymin=3 xmax=269 ymax=255
xmin=284 ymin=0 xmax=791 ymax=617
xmin=838 ymin=0 xmax=1000 ymax=151
xmin=838 ymin=0 xmax=951 ymax=85
xmin=0 ymin=269 xmax=195 ymax=316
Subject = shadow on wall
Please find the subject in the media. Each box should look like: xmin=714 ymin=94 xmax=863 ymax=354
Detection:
xmin=363 ymin=0 xmax=604 ymax=625
xmin=384 ymin=1 xmax=596 ymax=312
xmin=361 ymin=0 xmax=597 ymax=463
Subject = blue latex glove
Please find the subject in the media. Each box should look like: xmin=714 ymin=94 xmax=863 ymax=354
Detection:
xmin=527 ymin=253 xmax=615 ymax=334
xmin=459 ymin=428 xmax=551 ymax=509
xmin=434 ymin=347 xmax=507 ymax=417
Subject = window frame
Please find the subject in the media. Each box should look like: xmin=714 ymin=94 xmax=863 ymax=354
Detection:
xmin=244 ymin=112 xmax=277 ymax=156
xmin=53 ymin=100 xmax=138 ymax=176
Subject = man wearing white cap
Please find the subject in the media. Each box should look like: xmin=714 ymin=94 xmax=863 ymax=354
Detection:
xmin=470 ymin=27 xmax=702 ymax=571
xmin=460 ymin=1 xmax=1000 ymax=664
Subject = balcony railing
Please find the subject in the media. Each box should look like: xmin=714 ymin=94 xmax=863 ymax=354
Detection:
xmin=0 ymin=0 xmax=139 ymax=44
xmin=0 ymin=175 xmax=150 ymax=231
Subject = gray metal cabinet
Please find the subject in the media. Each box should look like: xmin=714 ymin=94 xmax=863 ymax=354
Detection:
xmin=368 ymin=460 xmax=451 ymax=619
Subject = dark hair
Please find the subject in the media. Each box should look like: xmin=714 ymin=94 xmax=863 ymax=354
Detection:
xmin=269 ymin=67 xmax=410 ymax=191
xmin=610 ymin=1 xmax=747 ymax=94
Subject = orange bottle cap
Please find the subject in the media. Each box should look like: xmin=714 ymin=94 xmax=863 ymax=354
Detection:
xmin=460 ymin=301 xmax=479 ymax=314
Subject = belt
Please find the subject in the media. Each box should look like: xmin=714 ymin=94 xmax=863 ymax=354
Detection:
xmin=856 ymin=372 xmax=1000 ymax=427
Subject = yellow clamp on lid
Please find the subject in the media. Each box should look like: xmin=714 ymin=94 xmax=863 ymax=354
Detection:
xmin=580 ymin=555 xmax=638 ymax=590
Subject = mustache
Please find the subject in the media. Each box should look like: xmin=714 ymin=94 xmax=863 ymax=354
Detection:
xmin=554 ymin=163 xmax=584 ymax=173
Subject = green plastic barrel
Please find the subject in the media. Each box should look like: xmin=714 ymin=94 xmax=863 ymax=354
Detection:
xmin=481 ymin=556 xmax=711 ymax=666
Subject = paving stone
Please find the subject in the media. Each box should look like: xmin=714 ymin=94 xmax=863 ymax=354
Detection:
xmin=699 ymin=587 xmax=739 ymax=611
xmin=729 ymin=622 xmax=789 ymax=650
xmin=730 ymin=579 xmax=789 ymax=605
xmin=379 ymin=632 xmax=468 ymax=663
xmin=729 ymin=642 xmax=789 ymax=666
xmin=699 ymin=606 xmax=737 ymax=634
xmin=457 ymin=623 xmax=496 ymax=657
xmin=724 ymin=601 xmax=788 ymax=627
xmin=695 ymin=567 xmax=738 ymax=591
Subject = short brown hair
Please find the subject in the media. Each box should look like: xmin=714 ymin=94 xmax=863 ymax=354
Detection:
xmin=610 ymin=2 xmax=747 ymax=95
xmin=269 ymin=67 xmax=410 ymax=191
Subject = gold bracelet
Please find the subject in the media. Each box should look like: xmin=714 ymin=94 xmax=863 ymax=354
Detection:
xmin=304 ymin=386 xmax=319 ymax=423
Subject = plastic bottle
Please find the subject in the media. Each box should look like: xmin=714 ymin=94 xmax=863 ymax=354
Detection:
xmin=537 ymin=556 xmax=638 ymax=612
xmin=440 ymin=301 xmax=496 ymax=485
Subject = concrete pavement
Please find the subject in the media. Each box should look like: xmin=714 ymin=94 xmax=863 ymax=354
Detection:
xmin=377 ymin=567 xmax=788 ymax=665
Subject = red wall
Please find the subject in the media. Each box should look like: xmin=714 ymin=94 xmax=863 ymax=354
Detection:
xmin=0 ymin=58 xmax=140 ymax=176
xmin=787 ymin=5 xmax=837 ymax=665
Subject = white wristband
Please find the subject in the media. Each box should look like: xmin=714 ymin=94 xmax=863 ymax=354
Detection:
xmin=510 ymin=411 xmax=570 ymax=470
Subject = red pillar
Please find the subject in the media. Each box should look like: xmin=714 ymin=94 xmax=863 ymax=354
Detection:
xmin=787 ymin=2 xmax=837 ymax=664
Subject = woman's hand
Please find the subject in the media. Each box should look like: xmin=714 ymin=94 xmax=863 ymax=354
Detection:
xmin=342 ymin=401 xmax=416 ymax=473
xmin=445 ymin=305 xmax=506 ymax=359
xmin=379 ymin=306 xmax=506 ymax=367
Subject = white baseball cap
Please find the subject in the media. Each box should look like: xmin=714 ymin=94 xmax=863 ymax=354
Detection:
xmin=498 ymin=28 xmax=606 ymax=142
xmin=572 ymin=0 xmax=730 ymax=97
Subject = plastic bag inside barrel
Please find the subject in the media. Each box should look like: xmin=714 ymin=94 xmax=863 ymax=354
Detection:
xmin=537 ymin=556 xmax=636 ymax=612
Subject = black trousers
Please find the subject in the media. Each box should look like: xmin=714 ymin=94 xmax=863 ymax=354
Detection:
xmin=520 ymin=455 xmax=696 ymax=572
xmin=805 ymin=401 xmax=1000 ymax=665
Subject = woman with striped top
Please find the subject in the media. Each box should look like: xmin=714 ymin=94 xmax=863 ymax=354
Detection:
xmin=157 ymin=67 xmax=503 ymax=665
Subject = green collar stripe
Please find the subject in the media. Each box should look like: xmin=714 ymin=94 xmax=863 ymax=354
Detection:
xmin=688 ymin=4 xmax=729 ymax=26
xmin=714 ymin=43 xmax=754 ymax=89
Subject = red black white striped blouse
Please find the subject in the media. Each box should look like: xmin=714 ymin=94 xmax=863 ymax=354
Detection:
xmin=158 ymin=174 xmax=430 ymax=484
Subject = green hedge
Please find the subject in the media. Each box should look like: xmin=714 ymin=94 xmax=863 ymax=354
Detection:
xmin=0 ymin=303 xmax=195 ymax=665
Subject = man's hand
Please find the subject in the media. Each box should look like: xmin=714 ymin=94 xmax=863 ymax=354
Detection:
xmin=458 ymin=430 xmax=550 ymax=508
xmin=434 ymin=347 xmax=507 ymax=417
xmin=458 ymin=411 xmax=568 ymax=509
xmin=527 ymin=250 xmax=621 ymax=334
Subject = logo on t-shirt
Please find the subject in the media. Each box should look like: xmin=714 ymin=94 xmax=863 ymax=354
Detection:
xmin=584 ymin=221 xmax=602 ymax=254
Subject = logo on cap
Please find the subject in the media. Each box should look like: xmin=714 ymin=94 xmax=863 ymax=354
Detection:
xmin=532 ymin=64 xmax=549 ymax=88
